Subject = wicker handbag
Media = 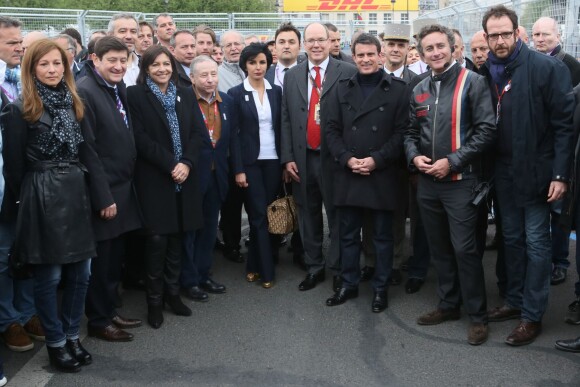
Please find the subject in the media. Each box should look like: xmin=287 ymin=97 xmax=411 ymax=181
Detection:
xmin=267 ymin=185 xmax=298 ymax=235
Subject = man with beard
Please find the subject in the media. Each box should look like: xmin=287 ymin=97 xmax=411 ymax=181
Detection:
xmin=479 ymin=5 xmax=575 ymax=346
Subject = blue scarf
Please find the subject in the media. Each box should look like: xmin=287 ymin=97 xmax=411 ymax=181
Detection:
xmin=146 ymin=77 xmax=183 ymax=191
xmin=487 ymin=39 xmax=522 ymax=90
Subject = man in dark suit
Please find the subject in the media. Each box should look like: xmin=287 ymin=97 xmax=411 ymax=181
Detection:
xmin=180 ymin=55 xmax=235 ymax=301
xmin=170 ymin=30 xmax=196 ymax=88
xmin=281 ymin=22 xmax=357 ymax=292
xmin=265 ymin=23 xmax=303 ymax=88
xmin=325 ymin=33 xmax=409 ymax=312
xmin=77 ymin=36 xmax=143 ymax=342
xmin=325 ymin=23 xmax=355 ymax=65
xmin=531 ymin=16 xmax=580 ymax=286
xmin=452 ymin=29 xmax=476 ymax=70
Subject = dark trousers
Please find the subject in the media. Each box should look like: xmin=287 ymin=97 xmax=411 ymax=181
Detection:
xmin=145 ymin=233 xmax=182 ymax=305
xmin=85 ymin=236 xmax=125 ymax=328
xmin=181 ymin=173 xmax=223 ymax=288
xmin=295 ymin=150 xmax=340 ymax=275
xmin=408 ymin=178 xmax=431 ymax=279
xmin=220 ymin=174 xmax=245 ymax=253
xmin=417 ymin=175 xmax=487 ymax=323
xmin=244 ymin=159 xmax=281 ymax=282
xmin=339 ymin=206 xmax=394 ymax=291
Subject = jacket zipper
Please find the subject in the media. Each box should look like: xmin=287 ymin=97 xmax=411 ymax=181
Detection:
xmin=432 ymin=83 xmax=440 ymax=162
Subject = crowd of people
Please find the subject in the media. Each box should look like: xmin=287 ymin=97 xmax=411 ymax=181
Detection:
xmin=0 ymin=5 xmax=579 ymax=382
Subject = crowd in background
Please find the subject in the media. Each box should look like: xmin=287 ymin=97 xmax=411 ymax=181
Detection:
xmin=0 ymin=6 xmax=580 ymax=383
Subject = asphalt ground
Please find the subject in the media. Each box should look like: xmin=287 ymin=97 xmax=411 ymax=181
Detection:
xmin=2 ymin=222 xmax=580 ymax=387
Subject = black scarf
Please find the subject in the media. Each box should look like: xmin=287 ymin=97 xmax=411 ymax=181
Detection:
xmin=35 ymin=79 xmax=83 ymax=159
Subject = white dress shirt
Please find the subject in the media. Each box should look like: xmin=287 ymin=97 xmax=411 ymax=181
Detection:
xmin=307 ymin=56 xmax=330 ymax=105
xmin=273 ymin=61 xmax=298 ymax=88
xmin=243 ymin=78 xmax=277 ymax=160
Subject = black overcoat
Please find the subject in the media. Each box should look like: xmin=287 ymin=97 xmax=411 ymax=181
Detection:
xmin=77 ymin=61 xmax=142 ymax=241
xmin=127 ymin=83 xmax=203 ymax=234
xmin=325 ymin=71 xmax=410 ymax=210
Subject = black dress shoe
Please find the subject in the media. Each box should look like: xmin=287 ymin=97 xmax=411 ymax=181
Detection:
xmin=293 ymin=253 xmax=307 ymax=271
xmin=332 ymin=275 xmax=342 ymax=292
xmin=164 ymin=294 xmax=192 ymax=316
xmin=112 ymin=314 xmax=142 ymax=329
xmin=551 ymin=267 xmax=567 ymax=285
xmin=372 ymin=290 xmax=388 ymax=313
xmin=298 ymin=271 xmax=325 ymax=291
xmin=555 ymin=336 xmax=580 ymax=352
xmin=66 ymin=339 xmax=92 ymax=365
xmin=183 ymin=286 xmax=209 ymax=302
xmin=214 ymin=238 xmax=225 ymax=250
xmin=405 ymin=278 xmax=425 ymax=294
xmin=148 ymin=304 xmax=164 ymax=329
xmin=200 ymin=278 xmax=226 ymax=294
xmin=47 ymin=345 xmax=81 ymax=373
xmin=360 ymin=266 xmax=375 ymax=282
xmin=279 ymin=236 xmax=288 ymax=247
xmin=224 ymin=249 xmax=244 ymax=263
xmin=388 ymin=269 xmax=402 ymax=286
xmin=326 ymin=287 xmax=358 ymax=306
xmin=244 ymin=236 xmax=251 ymax=246
xmin=88 ymin=324 xmax=134 ymax=342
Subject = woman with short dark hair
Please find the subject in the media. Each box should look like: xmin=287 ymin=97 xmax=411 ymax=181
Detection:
xmin=128 ymin=45 xmax=203 ymax=328
xmin=228 ymin=43 xmax=283 ymax=288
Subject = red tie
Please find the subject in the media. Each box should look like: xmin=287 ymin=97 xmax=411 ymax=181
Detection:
xmin=307 ymin=66 xmax=321 ymax=150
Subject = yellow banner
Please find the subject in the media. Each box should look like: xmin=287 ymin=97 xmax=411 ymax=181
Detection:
xmin=284 ymin=0 xmax=419 ymax=12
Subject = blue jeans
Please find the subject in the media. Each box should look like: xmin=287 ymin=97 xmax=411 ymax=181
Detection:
xmin=181 ymin=173 xmax=223 ymax=288
xmin=0 ymin=222 xmax=36 ymax=331
xmin=34 ymin=259 xmax=91 ymax=347
xmin=495 ymin=164 xmax=551 ymax=322
xmin=551 ymin=201 xmax=570 ymax=269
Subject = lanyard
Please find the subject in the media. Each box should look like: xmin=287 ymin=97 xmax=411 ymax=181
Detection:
xmin=198 ymin=101 xmax=219 ymax=147
xmin=495 ymin=80 xmax=511 ymax=125
xmin=308 ymin=70 xmax=327 ymax=97
xmin=0 ymin=85 xmax=15 ymax=102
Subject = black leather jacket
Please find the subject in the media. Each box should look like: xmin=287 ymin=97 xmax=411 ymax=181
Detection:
xmin=404 ymin=62 xmax=496 ymax=181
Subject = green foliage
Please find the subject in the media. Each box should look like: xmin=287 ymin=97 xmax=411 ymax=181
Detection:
xmin=0 ymin=0 xmax=274 ymax=13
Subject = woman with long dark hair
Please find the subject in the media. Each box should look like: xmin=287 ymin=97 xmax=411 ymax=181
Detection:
xmin=127 ymin=45 xmax=202 ymax=328
xmin=1 ymin=39 xmax=95 ymax=373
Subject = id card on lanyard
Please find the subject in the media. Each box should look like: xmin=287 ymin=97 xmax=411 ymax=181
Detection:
xmin=198 ymin=102 xmax=219 ymax=147
xmin=496 ymin=80 xmax=511 ymax=125
xmin=308 ymin=72 xmax=326 ymax=125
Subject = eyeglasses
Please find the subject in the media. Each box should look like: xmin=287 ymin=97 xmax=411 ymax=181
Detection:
xmin=304 ymin=38 xmax=328 ymax=46
xmin=487 ymin=31 xmax=515 ymax=41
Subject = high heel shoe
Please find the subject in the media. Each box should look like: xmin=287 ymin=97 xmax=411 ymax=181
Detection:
xmin=66 ymin=338 xmax=92 ymax=365
xmin=164 ymin=294 xmax=192 ymax=316
xmin=147 ymin=304 xmax=164 ymax=329
xmin=246 ymin=272 xmax=260 ymax=282
xmin=262 ymin=281 xmax=274 ymax=289
xmin=47 ymin=345 xmax=81 ymax=373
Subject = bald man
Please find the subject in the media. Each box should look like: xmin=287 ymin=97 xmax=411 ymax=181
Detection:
xmin=469 ymin=30 xmax=489 ymax=69
xmin=22 ymin=31 xmax=46 ymax=54
xmin=518 ymin=26 xmax=529 ymax=45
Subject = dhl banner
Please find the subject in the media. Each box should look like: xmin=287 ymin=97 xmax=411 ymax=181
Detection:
xmin=283 ymin=0 xmax=419 ymax=12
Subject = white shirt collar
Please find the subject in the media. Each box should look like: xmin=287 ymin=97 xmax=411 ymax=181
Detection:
xmin=308 ymin=56 xmax=330 ymax=72
xmin=384 ymin=64 xmax=405 ymax=78
xmin=243 ymin=77 xmax=272 ymax=92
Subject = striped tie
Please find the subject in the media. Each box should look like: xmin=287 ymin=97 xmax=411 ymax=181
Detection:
xmin=114 ymin=87 xmax=128 ymax=128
